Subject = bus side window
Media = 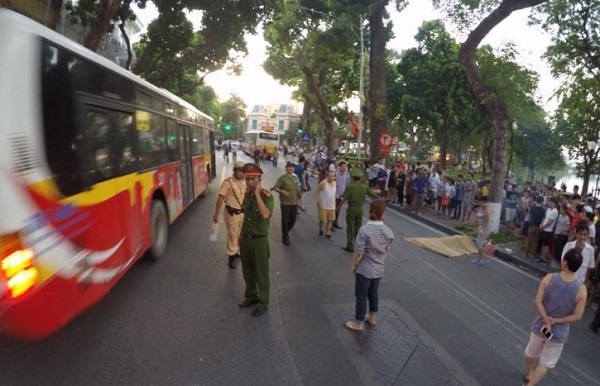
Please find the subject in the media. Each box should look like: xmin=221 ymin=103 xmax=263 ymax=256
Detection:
xmin=191 ymin=127 xmax=202 ymax=156
xmin=166 ymin=120 xmax=178 ymax=162
xmin=86 ymin=111 xmax=114 ymax=183
xmin=139 ymin=113 xmax=168 ymax=169
xmin=114 ymin=113 xmax=136 ymax=175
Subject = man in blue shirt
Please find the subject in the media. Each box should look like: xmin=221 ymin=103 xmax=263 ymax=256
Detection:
xmin=413 ymin=170 xmax=429 ymax=214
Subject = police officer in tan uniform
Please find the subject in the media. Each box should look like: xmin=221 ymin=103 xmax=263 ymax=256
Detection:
xmin=213 ymin=161 xmax=246 ymax=268
xmin=238 ymin=163 xmax=274 ymax=317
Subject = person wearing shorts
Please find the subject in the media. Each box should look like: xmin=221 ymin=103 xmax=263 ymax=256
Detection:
xmin=523 ymin=248 xmax=587 ymax=385
xmin=317 ymin=170 xmax=337 ymax=240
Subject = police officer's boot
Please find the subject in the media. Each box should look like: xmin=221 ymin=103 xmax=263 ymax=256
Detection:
xmin=228 ymin=255 xmax=237 ymax=269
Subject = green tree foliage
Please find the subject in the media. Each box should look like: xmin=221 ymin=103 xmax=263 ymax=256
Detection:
xmin=390 ymin=20 xmax=479 ymax=169
xmin=191 ymin=84 xmax=221 ymax=121
xmin=432 ymin=0 xmax=548 ymax=215
xmin=512 ymin=102 xmax=565 ymax=182
xmin=218 ymin=95 xmax=247 ymax=140
xmin=65 ymin=1 xmax=271 ymax=107
xmin=389 ymin=20 xmax=545 ymax=172
xmin=533 ymin=0 xmax=600 ymax=194
xmin=263 ymin=2 xmax=361 ymax=152
xmin=64 ymin=0 xmax=135 ymax=52
xmin=554 ymin=80 xmax=600 ymax=194
xmin=133 ymin=1 xmax=272 ymax=102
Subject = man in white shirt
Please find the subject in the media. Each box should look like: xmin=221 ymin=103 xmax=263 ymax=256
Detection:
xmin=561 ymin=222 xmax=595 ymax=283
xmin=538 ymin=197 xmax=559 ymax=263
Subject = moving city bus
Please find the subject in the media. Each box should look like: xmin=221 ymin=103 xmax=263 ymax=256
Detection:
xmin=243 ymin=130 xmax=281 ymax=159
xmin=0 ymin=10 xmax=216 ymax=340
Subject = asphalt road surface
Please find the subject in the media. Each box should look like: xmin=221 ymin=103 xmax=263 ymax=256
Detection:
xmin=1 ymin=152 xmax=599 ymax=385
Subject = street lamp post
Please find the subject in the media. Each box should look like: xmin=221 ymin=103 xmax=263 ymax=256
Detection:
xmin=289 ymin=4 xmax=365 ymax=162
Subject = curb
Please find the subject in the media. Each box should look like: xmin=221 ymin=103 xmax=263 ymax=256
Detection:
xmin=382 ymin=201 xmax=550 ymax=278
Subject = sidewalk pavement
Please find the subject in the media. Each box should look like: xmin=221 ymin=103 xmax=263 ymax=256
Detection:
xmin=382 ymin=201 xmax=555 ymax=278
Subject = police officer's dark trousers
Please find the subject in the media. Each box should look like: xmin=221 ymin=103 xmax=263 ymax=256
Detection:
xmin=345 ymin=206 xmax=363 ymax=250
xmin=280 ymin=204 xmax=297 ymax=243
xmin=240 ymin=237 xmax=270 ymax=308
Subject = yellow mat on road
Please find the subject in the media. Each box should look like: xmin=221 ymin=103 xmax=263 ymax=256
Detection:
xmin=404 ymin=235 xmax=477 ymax=257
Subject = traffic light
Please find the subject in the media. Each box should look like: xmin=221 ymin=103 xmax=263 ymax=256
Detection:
xmin=224 ymin=122 xmax=232 ymax=131
xmin=297 ymin=123 xmax=303 ymax=134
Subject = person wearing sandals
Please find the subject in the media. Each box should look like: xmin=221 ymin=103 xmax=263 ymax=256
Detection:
xmin=344 ymin=200 xmax=394 ymax=332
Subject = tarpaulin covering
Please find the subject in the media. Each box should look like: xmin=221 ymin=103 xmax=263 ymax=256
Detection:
xmin=404 ymin=235 xmax=477 ymax=257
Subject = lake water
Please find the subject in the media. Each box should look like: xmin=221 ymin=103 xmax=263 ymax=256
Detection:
xmin=554 ymin=173 xmax=600 ymax=195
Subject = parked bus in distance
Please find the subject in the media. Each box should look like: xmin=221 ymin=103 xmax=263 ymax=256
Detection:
xmin=243 ymin=130 xmax=281 ymax=159
xmin=0 ymin=10 xmax=216 ymax=340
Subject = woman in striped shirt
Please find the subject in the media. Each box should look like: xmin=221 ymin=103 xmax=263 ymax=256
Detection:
xmin=344 ymin=200 xmax=394 ymax=332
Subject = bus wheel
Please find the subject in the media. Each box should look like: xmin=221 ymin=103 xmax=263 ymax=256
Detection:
xmin=148 ymin=200 xmax=168 ymax=260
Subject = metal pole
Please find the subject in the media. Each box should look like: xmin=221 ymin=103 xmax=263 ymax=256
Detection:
xmin=356 ymin=15 xmax=364 ymax=164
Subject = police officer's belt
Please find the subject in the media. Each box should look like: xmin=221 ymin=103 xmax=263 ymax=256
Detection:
xmin=226 ymin=205 xmax=243 ymax=215
xmin=243 ymin=234 xmax=267 ymax=239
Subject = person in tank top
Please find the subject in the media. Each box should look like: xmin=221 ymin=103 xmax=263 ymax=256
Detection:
xmin=317 ymin=170 xmax=337 ymax=240
xmin=523 ymin=248 xmax=587 ymax=385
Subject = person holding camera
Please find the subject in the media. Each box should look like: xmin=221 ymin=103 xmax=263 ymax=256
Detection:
xmin=522 ymin=248 xmax=587 ymax=385
xmin=213 ymin=161 xmax=246 ymax=269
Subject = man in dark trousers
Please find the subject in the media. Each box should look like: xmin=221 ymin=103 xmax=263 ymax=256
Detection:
xmin=238 ymin=163 xmax=274 ymax=317
xmin=273 ymin=162 xmax=300 ymax=246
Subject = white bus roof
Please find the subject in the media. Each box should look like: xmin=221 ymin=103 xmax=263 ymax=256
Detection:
xmin=244 ymin=130 xmax=281 ymax=134
xmin=0 ymin=9 xmax=212 ymax=123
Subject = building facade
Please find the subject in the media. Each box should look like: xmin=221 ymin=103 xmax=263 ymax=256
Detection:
xmin=246 ymin=104 xmax=300 ymax=134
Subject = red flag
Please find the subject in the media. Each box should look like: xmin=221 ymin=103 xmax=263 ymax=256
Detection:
xmin=349 ymin=115 xmax=360 ymax=137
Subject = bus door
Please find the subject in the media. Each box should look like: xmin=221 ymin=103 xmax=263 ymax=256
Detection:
xmin=80 ymin=99 xmax=143 ymax=266
xmin=178 ymin=124 xmax=194 ymax=206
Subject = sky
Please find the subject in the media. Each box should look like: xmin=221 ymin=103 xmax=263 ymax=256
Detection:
xmin=133 ymin=1 xmax=556 ymax=113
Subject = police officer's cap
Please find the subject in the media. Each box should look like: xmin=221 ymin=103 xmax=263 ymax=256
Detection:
xmin=243 ymin=163 xmax=263 ymax=176
xmin=234 ymin=161 xmax=245 ymax=169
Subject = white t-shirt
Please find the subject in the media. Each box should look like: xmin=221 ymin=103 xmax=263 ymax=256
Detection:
xmin=588 ymin=224 xmax=596 ymax=244
xmin=561 ymin=241 xmax=596 ymax=282
xmin=541 ymin=207 xmax=558 ymax=232
xmin=318 ymin=180 xmax=336 ymax=210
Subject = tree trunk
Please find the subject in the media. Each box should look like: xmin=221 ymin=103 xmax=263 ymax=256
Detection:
xmin=118 ymin=21 xmax=132 ymax=70
xmin=82 ymin=0 xmax=123 ymax=52
xmin=299 ymin=59 xmax=335 ymax=152
xmin=507 ymin=123 xmax=514 ymax=179
xmin=368 ymin=0 xmax=390 ymax=162
xmin=459 ymin=0 xmax=548 ymax=232
xmin=528 ymin=166 xmax=535 ymax=183
xmin=439 ymin=112 xmax=451 ymax=170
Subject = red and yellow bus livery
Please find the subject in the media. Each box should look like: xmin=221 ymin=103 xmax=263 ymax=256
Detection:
xmin=0 ymin=10 xmax=216 ymax=340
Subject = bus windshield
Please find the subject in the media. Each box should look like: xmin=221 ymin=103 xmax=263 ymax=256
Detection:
xmin=259 ymin=133 xmax=278 ymax=141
